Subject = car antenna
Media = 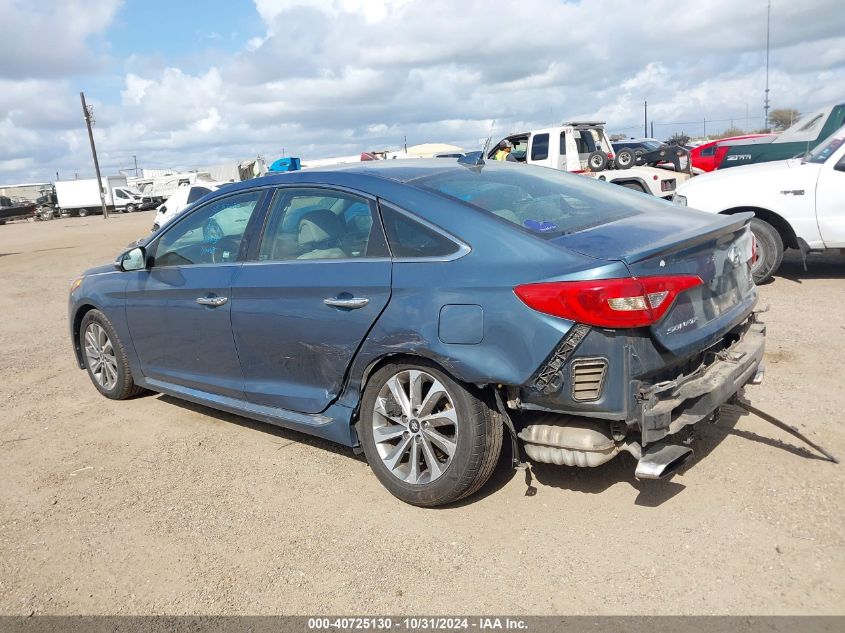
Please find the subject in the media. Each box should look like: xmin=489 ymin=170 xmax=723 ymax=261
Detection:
xmin=458 ymin=135 xmax=492 ymax=168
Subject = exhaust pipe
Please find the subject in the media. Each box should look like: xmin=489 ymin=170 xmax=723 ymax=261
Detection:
xmin=632 ymin=443 xmax=693 ymax=480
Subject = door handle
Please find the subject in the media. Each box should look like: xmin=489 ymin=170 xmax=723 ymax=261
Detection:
xmin=196 ymin=296 xmax=228 ymax=307
xmin=323 ymin=297 xmax=369 ymax=309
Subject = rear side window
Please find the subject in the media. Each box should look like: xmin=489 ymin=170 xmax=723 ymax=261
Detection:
xmin=380 ymin=204 xmax=460 ymax=258
xmin=699 ymin=146 xmax=716 ymax=157
xmin=531 ymin=134 xmax=549 ymax=161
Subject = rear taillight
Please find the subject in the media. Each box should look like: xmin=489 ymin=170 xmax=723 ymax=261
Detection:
xmin=514 ymin=276 xmax=703 ymax=328
xmin=713 ymin=145 xmax=731 ymax=169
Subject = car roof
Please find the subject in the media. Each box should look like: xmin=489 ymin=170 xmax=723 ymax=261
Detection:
xmin=214 ymin=158 xmax=527 ymax=193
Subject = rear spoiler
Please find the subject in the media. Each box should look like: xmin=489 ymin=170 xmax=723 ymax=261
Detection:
xmin=621 ymin=212 xmax=753 ymax=264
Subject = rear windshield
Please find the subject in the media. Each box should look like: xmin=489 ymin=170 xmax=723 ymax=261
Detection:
xmin=411 ymin=164 xmax=665 ymax=238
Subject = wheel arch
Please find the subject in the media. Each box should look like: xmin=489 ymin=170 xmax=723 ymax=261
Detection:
xmin=71 ymin=303 xmax=99 ymax=368
xmin=609 ymin=177 xmax=649 ymax=193
xmin=721 ymin=206 xmax=799 ymax=249
xmin=353 ymin=352 xmax=496 ymax=427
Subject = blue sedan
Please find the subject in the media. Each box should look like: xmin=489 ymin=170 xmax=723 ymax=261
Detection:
xmin=69 ymin=160 xmax=765 ymax=505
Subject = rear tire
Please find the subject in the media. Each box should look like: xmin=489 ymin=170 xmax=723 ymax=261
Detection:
xmin=79 ymin=309 xmax=144 ymax=400
xmin=359 ymin=360 xmax=503 ymax=506
xmin=749 ymin=218 xmax=783 ymax=284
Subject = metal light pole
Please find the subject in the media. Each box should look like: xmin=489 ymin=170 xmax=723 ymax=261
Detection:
xmin=80 ymin=91 xmax=108 ymax=219
xmin=764 ymin=0 xmax=771 ymax=130
xmin=133 ymin=154 xmax=139 ymax=177
xmin=643 ymin=101 xmax=648 ymax=137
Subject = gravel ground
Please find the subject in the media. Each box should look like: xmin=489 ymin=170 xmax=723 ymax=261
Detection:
xmin=0 ymin=213 xmax=843 ymax=615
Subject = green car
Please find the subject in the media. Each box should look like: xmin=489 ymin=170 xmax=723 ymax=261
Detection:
xmin=717 ymin=103 xmax=845 ymax=169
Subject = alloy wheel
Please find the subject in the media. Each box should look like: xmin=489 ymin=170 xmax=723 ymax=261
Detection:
xmin=372 ymin=369 xmax=459 ymax=485
xmin=84 ymin=323 xmax=118 ymax=390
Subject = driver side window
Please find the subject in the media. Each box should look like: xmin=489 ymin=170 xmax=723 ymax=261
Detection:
xmin=153 ymin=191 xmax=263 ymax=267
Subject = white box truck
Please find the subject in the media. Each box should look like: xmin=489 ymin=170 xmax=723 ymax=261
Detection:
xmin=54 ymin=176 xmax=145 ymax=217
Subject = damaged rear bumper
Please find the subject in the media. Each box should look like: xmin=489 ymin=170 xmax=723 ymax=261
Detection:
xmin=638 ymin=321 xmax=766 ymax=445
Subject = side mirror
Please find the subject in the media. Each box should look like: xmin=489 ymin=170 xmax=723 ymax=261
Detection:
xmin=159 ymin=206 xmax=167 ymax=213
xmin=116 ymin=246 xmax=147 ymax=272
xmin=834 ymin=157 xmax=845 ymax=172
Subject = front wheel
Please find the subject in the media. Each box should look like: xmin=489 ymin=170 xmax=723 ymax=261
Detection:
xmin=125 ymin=203 xmax=137 ymax=213
xmin=80 ymin=309 xmax=144 ymax=400
xmin=359 ymin=361 xmax=502 ymax=506
xmin=749 ymin=218 xmax=783 ymax=284
xmin=78 ymin=208 xmax=90 ymax=217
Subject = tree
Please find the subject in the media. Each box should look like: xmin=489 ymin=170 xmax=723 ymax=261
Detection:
xmin=769 ymin=108 xmax=800 ymax=131
xmin=666 ymin=132 xmax=690 ymax=146
xmin=711 ymin=126 xmax=746 ymax=140
xmin=609 ymin=133 xmax=628 ymax=142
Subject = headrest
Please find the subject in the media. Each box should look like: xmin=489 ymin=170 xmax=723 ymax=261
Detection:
xmin=298 ymin=209 xmax=344 ymax=246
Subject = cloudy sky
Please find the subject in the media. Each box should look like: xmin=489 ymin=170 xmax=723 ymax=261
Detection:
xmin=0 ymin=0 xmax=843 ymax=184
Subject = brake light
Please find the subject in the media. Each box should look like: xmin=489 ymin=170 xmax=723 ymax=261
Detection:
xmin=514 ymin=276 xmax=703 ymax=328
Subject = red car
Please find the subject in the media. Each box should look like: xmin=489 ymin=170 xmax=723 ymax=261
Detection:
xmin=690 ymin=134 xmax=774 ymax=172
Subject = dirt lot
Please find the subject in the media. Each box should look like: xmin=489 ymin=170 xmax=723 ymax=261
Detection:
xmin=0 ymin=212 xmax=843 ymax=616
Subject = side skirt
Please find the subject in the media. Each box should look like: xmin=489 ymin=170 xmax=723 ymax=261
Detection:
xmin=141 ymin=378 xmax=356 ymax=446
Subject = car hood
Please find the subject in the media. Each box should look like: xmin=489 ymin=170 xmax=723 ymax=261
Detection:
xmin=82 ymin=263 xmax=119 ymax=277
xmin=677 ymin=158 xmax=802 ymax=195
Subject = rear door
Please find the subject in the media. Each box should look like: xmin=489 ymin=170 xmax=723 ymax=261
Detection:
xmin=231 ymin=186 xmax=392 ymax=414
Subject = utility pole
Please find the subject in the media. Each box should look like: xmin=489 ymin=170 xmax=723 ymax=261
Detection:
xmin=643 ymin=101 xmax=648 ymax=138
xmin=764 ymin=0 xmax=771 ymax=130
xmin=703 ymin=117 xmax=707 ymax=138
xmin=133 ymin=154 xmax=139 ymax=177
xmin=650 ymin=121 xmax=654 ymax=138
xmin=404 ymin=135 xmax=408 ymax=152
xmin=80 ymin=92 xmax=109 ymax=219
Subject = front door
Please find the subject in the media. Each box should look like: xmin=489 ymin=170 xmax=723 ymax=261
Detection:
xmin=231 ymin=187 xmax=392 ymax=414
xmin=815 ymin=133 xmax=845 ymax=247
xmin=125 ymin=189 xmax=266 ymax=398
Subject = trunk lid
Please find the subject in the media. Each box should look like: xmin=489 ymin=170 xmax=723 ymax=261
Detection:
xmin=552 ymin=210 xmax=757 ymax=354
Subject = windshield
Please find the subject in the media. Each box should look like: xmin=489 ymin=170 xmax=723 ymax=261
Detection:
xmin=411 ymin=164 xmax=667 ymax=238
xmin=805 ymin=125 xmax=845 ymax=164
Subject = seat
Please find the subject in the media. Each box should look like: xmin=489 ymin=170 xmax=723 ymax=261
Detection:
xmin=296 ymin=209 xmax=348 ymax=260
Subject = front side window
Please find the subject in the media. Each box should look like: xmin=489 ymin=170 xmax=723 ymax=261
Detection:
xmin=258 ymin=188 xmax=384 ymax=261
xmin=187 ymin=186 xmax=212 ymax=204
xmin=115 ymin=189 xmax=129 ymax=199
xmin=153 ymin=191 xmax=263 ymax=267
xmin=700 ymin=146 xmax=716 ymax=157
xmin=806 ymin=125 xmax=845 ymax=164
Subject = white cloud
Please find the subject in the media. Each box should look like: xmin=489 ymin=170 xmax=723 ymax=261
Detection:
xmin=1 ymin=0 xmax=844 ymax=184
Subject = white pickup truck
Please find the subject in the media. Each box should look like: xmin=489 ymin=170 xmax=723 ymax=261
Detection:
xmin=674 ymin=125 xmax=845 ymax=284
xmin=491 ymin=122 xmax=689 ymax=197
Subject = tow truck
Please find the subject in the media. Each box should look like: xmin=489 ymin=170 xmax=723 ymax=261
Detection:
xmin=491 ymin=122 xmax=690 ymax=197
